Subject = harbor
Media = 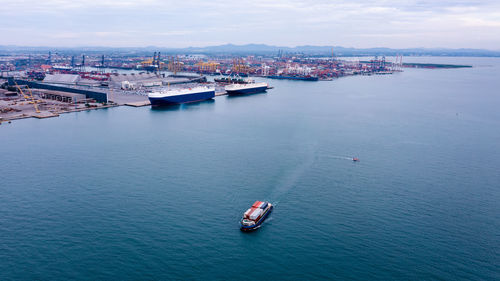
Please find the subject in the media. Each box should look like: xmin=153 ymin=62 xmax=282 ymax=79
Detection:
xmin=2 ymin=56 xmax=499 ymax=280
xmin=0 ymin=51 xmax=473 ymax=124
xmin=2 ymin=0 xmax=500 ymax=278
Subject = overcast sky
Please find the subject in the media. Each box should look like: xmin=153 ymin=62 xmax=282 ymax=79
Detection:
xmin=1 ymin=0 xmax=499 ymax=49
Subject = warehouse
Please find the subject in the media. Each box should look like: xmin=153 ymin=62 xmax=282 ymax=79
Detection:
xmin=39 ymin=90 xmax=86 ymax=103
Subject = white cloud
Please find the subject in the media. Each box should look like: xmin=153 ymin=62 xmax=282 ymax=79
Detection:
xmin=0 ymin=0 xmax=499 ymax=48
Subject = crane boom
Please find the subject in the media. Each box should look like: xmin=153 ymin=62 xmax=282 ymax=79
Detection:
xmin=14 ymin=81 xmax=40 ymax=113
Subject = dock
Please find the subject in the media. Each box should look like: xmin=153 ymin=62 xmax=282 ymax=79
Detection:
xmin=124 ymin=100 xmax=151 ymax=107
xmin=32 ymin=112 xmax=60 ymax=119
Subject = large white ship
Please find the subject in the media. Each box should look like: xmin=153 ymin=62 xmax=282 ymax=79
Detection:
xmin=148 ymin=86 xmax=215 ymax=106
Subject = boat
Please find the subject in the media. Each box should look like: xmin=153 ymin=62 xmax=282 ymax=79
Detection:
xmin=214 ymin=76 xmax=252 ymax=84
xmin=215 ymin=73 xmax=254 ymax=84
xmin=240 ymin=201 xmax=273 ymax=232
xmin=225 ymin=82 xmax=268 ymax=95
xmin=266 ymin=75 xmax=319 ymax=81
xmin=148 ymin=86 xmax=215 ymax=106
xmin=353 ymin=157 xmax=359 ymax=162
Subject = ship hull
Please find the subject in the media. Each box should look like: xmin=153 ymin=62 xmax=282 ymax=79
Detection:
xmin=240 ymin=205 xmax=273 ymax=232
xmin=226 ymin=86 xmax=268 ymax=95
xmin=149 ymin=90 xmax=215 ymax=106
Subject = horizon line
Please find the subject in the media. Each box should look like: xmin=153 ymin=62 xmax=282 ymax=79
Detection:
xmin=1 ymin=43 xmax=500 ymax=52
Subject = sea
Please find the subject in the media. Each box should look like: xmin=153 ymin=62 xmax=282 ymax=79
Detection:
xmin=1 ymin=57 xmax=499 ymax=280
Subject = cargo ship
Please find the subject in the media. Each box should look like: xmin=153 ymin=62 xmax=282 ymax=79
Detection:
xmin=214 ymin=76 xmax=253 ymax=84
xmin=240 ymin=201 xmax=273 ymax=231
xmin=148 ymin=86 xmax=215 ymax=106
xmin=225 ymin=82 xmax=268 ymax=95
xmin=266 ymin=75 xmax=319 ymax=81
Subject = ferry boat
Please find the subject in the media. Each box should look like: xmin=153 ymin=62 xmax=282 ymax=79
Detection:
xmin=240 ymin=201 xmax=273 ymax=232
xmin=148 ymin=86 xmax=215 ymax=106
xmin=225 ymin=82 xmax=268 ymax=95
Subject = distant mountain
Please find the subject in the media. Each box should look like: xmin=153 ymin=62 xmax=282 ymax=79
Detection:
xmin=1 ymin=44 xmax=499 ymax=57
xmin=173 ymin=44 xmax=500 ymax=57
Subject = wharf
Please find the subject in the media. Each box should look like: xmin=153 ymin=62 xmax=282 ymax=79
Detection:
xmin=1 ymin=78 xmax=273 ymax=124
xmin=0 ymin=104 xmax=118 ymax=124
xmin=60 ymin=104 xmax=117 ymax=114
xmin=125 ymin=100 xmax=151 ymax=107
xmin=32 ymin=112 xmax=60 ymax=119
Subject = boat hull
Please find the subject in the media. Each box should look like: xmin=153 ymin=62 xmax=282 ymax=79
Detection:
xmin=240 ymin=205 xmax=273 ymax=232
xmin=226 ymin=86 xmax=268 ymax=95
xmin=149 ymin=90 xmax=215 ymax=106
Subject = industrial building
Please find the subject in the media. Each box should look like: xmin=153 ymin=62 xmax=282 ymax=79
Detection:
xmin=38 ymin=90 xmax=86 ymax=103
xmin=42 ymin=73 xmax=102 ymax=87
xmin=43 ymin=74 xmax=81 ymax=85
xmin=7 ymin=78 xmax=108 ymax=103
xmin=109 ymin=73 xmax=164 ymax=88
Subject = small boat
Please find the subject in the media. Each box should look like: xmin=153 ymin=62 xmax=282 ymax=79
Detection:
xmin=353 ymin=157 xmax=359 ymax=162
xmin=240 ymin=201 xmax=273 ymax=232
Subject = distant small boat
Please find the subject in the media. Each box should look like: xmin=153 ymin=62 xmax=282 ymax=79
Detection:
xmin=240 ymin=201 xmax=273 ymax=232
xmin=353 ymin=157 xmax=359 ymax=162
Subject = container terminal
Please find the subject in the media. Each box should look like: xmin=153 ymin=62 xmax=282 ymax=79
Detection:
xmin=0 ymin=51 xmax=469 ymax=124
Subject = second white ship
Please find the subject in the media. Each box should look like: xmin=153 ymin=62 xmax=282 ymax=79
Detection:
xmin=225 ymin=82 xmax=268 ymax=95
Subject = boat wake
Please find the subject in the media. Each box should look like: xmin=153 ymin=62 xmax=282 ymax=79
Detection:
xmin=268 ymin=143 xmax=317 ymax=202
xmin=327 ymin=155 xmax=356 ymax=161
xmin=268 ymin=151 xmax=356 ymax=204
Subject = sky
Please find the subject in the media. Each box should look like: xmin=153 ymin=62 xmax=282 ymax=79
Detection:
xmin=0 ymin=0 xmax=499 ymax=49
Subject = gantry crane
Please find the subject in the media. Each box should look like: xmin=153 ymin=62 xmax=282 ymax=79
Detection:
xmin=195 ymin=61 xmax=219 ymax=73
xmin=232 ymin=58 xmax=250 ymax=74
xmin=168 ymin=56 xmax=183 ymax=74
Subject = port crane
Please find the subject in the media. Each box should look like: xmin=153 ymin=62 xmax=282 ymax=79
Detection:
xmin=141 ymin=52 xmax=164 ymax=74
xmin=196 ymin=61 xmax=219 ymax=73
xmin=168 ymin=56 xmax=183 ymax=74
xmin=232 ymin=58 xmax=250 ymax=75
xmin=14 ymin=81 xmax=40 ymax=113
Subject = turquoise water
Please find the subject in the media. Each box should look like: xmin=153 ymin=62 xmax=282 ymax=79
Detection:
xmin=1 ymin=58 xmax=499 ymax=280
